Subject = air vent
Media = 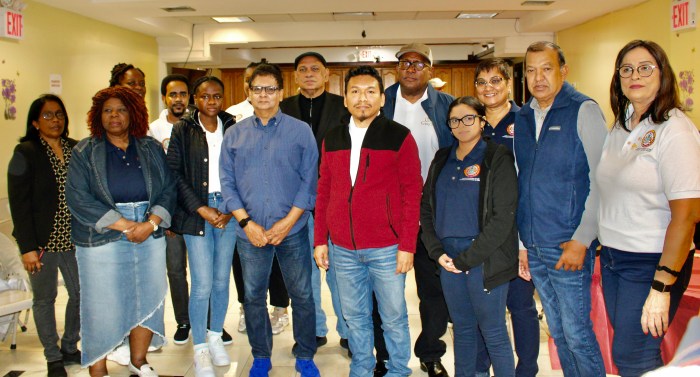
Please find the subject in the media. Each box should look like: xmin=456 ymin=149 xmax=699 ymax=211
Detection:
xmin=162 ymin=6 xmax=196 ymax=12
xmin=521 ymin=1 xmax=554 ymax=5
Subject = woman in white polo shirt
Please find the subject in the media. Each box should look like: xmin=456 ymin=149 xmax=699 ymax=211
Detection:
xmin=597 ymin=39 xmax=700 ymax=376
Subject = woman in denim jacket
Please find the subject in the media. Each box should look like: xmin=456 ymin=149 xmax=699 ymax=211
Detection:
xmin=66 ymin=86 xmax=175 ymax=377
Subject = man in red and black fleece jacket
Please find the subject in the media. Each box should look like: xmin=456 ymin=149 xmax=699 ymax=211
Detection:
xmin=313 ymin=65 xmax=423 ymax=377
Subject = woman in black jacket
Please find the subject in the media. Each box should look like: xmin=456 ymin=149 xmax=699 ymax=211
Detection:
xmin=420 ymin=96 xmax=518 ymax=377
xmin=7 ymin=94 xmax=80 ymax=377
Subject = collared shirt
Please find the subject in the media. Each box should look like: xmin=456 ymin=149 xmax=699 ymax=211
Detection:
xmin=198 ymin=113 xmax=224 ymax=193
xmin=483 ymin=100 xmax=518 ymax=152
xmin=219 ymin=110 xmax=319 ymax=240
xmin=106 ymin=137 xmax=148 ymax=203
xmin=435 ymin=139 xmax=486 ymax=240
xmin=393 ymin=89 xmax=439 ymax=182
xmin=530 ymin=99 xmax=551 ymax=142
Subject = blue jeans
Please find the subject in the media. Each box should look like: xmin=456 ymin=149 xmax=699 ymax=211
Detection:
xmin=183 ymin=193 xmax=236 ymax=345
xmin=528 ymin=246 xmax=605 ymax=377
xmin=441 ymin=238 xmax=514 ymax=377
xmin=476 ymin=277 xmax=539 ymax=377
xmin=332 ymin=244 xmax=411 ymax=377
xmin=600 ymin=247 xmax=693 ymax=377
xmin=237 ymin=225 xmax=316 ymax=359
xmin=327 ymin=241 xmax=348 ymax=339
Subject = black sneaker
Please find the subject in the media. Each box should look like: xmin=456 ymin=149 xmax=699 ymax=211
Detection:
xmin=47 ymin=360 xmax=67 ymax=377
xmin=339 ymin=338 xmax=352 ymax=358
xmin=173 ymin=323 xmax=191 ymax=345
xmin=221 ymin=328 xmax=233 ymax=345
xmin=373 ymin=360 xmax=388 ymax=377
xmin=60 ymin=349 xmax=81 ymax=365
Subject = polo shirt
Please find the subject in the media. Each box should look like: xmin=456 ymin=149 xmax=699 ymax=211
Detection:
xmin=393 ymin=89 xmax=439 ymax=182
xmin=106 ymin=137 xmax=148 ymax=203
xmin=597 ymin=108 xmax=700 ymax=253
xmin=483 ymin=100 xmax=518 ymax=151
xmin=435 ymin=139 xmax=486 ymax=240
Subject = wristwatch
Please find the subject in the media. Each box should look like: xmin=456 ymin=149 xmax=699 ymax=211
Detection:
xmin=238 ymin=216 xmax=252 ymax=228
xmin=148 ymin=219 xmax=159 ymax=232
xmin=651 ymin=279 xmax=672 ymax=293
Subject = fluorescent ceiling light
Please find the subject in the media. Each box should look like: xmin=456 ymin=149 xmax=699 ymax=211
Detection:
xmin=212 ymin=16 xmax=253 ymax=23
xmin=457 ymin=12 xmax=498 ymax=19
xmin=333 ymin=12 xmax=374 ymax=17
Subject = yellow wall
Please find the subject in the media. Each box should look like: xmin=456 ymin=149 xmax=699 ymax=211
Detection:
xmin=558 ymin=0 xmax=699 ymax=127
xmin=0 ymin=0 xmax=158 ymax=198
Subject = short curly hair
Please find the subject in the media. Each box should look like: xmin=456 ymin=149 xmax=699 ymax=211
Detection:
xmin=87 ymin=86 xmax=149 ymax=138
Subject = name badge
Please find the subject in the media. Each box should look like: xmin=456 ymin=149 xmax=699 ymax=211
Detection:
xmin=548 ymin=125 xmax=561 ymax=131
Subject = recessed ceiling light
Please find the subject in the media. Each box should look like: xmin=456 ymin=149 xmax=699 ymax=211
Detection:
xmin=456 ymin=12 xmax=498 ymax=19
xmin=333 ymin=12 xmax=374 ymax=17
xmin=212 ymin=16 xmax=253 ymax=23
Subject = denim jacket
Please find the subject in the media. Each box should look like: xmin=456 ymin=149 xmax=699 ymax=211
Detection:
xmin=66 ymin=135 xmax=176 ymax=247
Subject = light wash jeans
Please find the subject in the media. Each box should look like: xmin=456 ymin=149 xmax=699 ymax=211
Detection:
xmin=237 ymin=225 xmax=316 ymax=359
xmin=528 ymin=245 xmax=605 ymax=377
xmin=183 ymin=193 xmax=236 ymax=345
xmin=307 ymin=216 xmax=348 ymax=338
xmin=332 ymin=244 xmax=411 ymax=377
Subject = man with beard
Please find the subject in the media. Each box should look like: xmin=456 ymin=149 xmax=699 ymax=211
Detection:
xmin=148 ymin=74 xmax=193 ymax=344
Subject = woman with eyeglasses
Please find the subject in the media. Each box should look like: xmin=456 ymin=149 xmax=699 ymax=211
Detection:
xmin=8 ymin=94 xmax=80 ymax=377
xmin=597 ymin=40 xmax=700 ymax=376
xmin=420 ymin=96 xmax=518 ymax=377
xmin=474 ymin=58 xmax=540 ymax=377
xmin=166 ymin=76 xmax=236 ymax=377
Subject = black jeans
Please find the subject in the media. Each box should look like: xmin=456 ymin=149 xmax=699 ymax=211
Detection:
xmin=373 ymin=233 xmax=448 ymax=362
xmin=165 ymin=232 xmax=190 ymax=325
xmin=232 ymin=245 xmax=289 ymax=307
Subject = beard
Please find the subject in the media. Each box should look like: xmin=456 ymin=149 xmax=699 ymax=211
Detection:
xmin=170 ymin=106 xmax=186 ymax=118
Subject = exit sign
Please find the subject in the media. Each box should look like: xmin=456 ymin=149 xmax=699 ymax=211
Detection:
xmin=1 ymin=7 xmax=23 ymax=40
xmin=358 ymin=49 xmax=375 ymax=62
xmin=671 ymin=0 xmax=696 ymax=32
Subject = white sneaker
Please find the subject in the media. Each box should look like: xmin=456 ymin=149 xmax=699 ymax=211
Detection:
xmin=106 ymin=342 xmax=130 ymax=366
xmin=128 ymin=362 xmax=158 ymax=377
xmin=193 ymin=348 xmax=215 ymax=377
xmin=207 ymin=331 xmax=231 ymax=366
xmin=270 ymin=307 xmax=289 ymax=335
xmin=238 ymin=306 xmax=247 ymax=333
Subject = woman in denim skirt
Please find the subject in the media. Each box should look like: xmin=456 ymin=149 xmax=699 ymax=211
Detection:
xmin=66 ymin=86 xmax=175 ymax=377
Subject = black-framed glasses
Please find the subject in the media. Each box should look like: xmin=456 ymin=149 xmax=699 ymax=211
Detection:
xmin=41 ymin=111 xmax=66 ymax=120
xmin=617 ymin=64 xmax=657 ymax=78
xmin=251 ymin=86 xmax=279 ymax=95
xmin=447 ymin=115 xmax=481 ymax=129
xmin=397 ymin=60 xmax=428 ymax=71
xmin=198 ymin=94 xmax=223 ymax=102
xmin=475 ymin=76 xmax=505 ymax=88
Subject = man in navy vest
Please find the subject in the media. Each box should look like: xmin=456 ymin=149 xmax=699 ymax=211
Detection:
xmin=514 ymin=41 xmax=607 ymax=377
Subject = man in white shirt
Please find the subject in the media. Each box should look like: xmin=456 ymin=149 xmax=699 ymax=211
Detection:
xmin=225 ymin=62 xmax=259 ymax=122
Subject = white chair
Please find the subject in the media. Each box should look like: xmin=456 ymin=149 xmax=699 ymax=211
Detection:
xmin=0 ymin=232 xmax=33 ymax=350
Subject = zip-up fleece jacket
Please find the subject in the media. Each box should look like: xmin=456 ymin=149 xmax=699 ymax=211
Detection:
xmin=166 ymin=110 xmax=235 ymax=236
xmin=420 ymin=139 xmax=519 ymax=290
xmin=514 ymin=82 xmax=594 ymax=248
xmin=314 ymin=115 xmax=423 ymax=253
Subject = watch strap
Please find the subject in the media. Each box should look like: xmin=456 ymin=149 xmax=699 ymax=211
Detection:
xmin=147 ymin=219 xmax=159 ymax=232
xmin=651 ymin=279 xmax=672 ymax=293
xmin=239 ymin=216 xmax=252 ymax=228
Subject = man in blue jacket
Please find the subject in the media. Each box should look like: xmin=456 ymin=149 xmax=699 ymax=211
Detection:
xmin=514 ymin=41 xmax=607 ymax=377
xmin=382 ymin=42 xmax=453 ymax=377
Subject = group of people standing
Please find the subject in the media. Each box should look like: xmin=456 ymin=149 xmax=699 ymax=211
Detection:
xmin=6 ymin=39 xmax=699 ymax=377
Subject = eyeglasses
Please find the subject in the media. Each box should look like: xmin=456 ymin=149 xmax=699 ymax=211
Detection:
xmin=617 ymin=64 xmax=657 ymax=78
xmin=198 ymin=94 xmax=223 ymax=102
xmin=397 ymin=60 xmax=429 ymax=71
xmin=447 ymin=115 xmax=481 ymax=129
xmin=251 ymin=86 xmax=279 ymax=95
xmin=41 ymin=111 xmax=66 ymax=120
xmin=475 ymin=77 xmax=505 ymax=88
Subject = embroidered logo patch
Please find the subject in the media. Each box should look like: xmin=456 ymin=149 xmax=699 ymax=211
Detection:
xmin=507 ymin=123 xmax=515 ymax=136
xmin=464 ymin=164 xmax=480 ymax=178
xmin=641 ymin=130 xmax=656 ymax=148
